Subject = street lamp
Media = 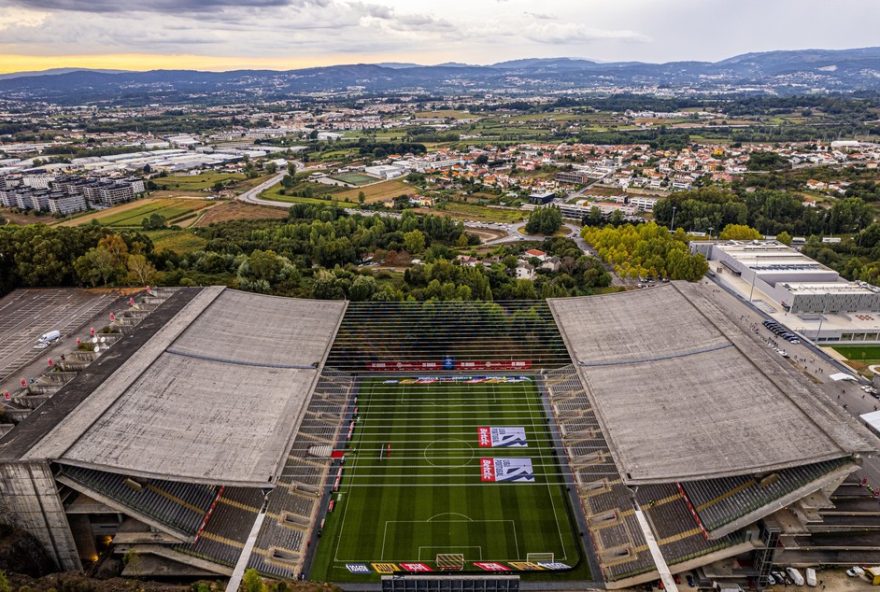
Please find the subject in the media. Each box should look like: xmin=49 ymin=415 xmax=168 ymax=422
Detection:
xmin=670 ymin=206 xmax=677 ymax=231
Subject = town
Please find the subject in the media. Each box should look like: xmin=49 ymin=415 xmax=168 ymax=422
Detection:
xmin=3 ymin=8 xmax=880 ymax=592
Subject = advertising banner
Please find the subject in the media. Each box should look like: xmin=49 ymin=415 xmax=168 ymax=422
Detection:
xmin=480 ymin=457 xmax=535 ymax=483
xmin=477 ymin=426 xmax=527 ymax=448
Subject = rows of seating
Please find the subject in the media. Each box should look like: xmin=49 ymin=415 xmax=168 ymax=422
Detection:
xmin=543 ymin=365 xmax=748 ymax=584
xmin=60 ymin=466 xmax=215 ymax=536
xmin=681 ymin=459 xmax=851 ymax=533
xmin=245 ymin=369 xmax=355 ymax=578
xmin=174 ymin=487 xmax=262 ymax=567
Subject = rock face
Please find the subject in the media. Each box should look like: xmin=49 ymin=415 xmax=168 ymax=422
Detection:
xmin=0 ymin=523 xmax=56 ymax=577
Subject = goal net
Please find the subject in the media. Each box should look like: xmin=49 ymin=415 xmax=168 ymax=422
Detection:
xmin=436 ymin=553 xmax=466 ymax=571
xmin=526 ymin=553 xmax=554 ymax=563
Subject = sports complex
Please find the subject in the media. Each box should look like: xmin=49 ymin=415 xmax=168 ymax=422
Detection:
xmin=1 ymin=282 xmax=879 ymax=590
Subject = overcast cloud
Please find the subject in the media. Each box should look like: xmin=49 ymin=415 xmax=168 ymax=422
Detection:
xmin=1 ymin=0 xmax=879 ymax=71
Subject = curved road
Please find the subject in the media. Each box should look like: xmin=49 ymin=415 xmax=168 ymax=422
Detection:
xmin=235 ymin=175 xmax=622 ymax=282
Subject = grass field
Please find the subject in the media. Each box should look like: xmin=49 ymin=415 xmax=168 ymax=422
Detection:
xmin=833 ymin=345 xmax=880 ymax=376
xmin=330 ymin=172 xmax=379 ymax=186
xmin=90 ymin=198 xmax=213 ymax=227
xmin=431 ymin=202 xmax=526 ymax=223
xmin=310 ymin=377 xmax=584 ymax=582
xmin=143 ymin=229 xmax=208 ymax=253
xmin=261 ymin=178 xmax=415 ymax=207
xmin=152 ymin=171 xmax=244 ymax=191
xmin=334 ymin=179 xmax=415 ymax=203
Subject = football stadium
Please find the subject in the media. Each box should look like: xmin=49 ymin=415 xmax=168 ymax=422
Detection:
xmin=0 ymin=282 xmax=879 ymax=590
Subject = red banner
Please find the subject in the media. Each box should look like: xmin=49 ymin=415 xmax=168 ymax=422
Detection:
xmin=480 ymin=458 xmax=496 ymax=482
xmin=366 ymin=360 xmax=532 ymax=371
xmin=477 ymin=427 xmax=492 ymax=448
xmin=400 ymin=563 xmax=433 ymax=573
xmin=474 ymin=562 xmax=510 ymax=572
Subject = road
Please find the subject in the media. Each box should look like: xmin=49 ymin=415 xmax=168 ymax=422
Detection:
xmin=709 ymin=276 xmax=880 ymax=490
xmin=234 ymin=173 xmax=625 ymax=283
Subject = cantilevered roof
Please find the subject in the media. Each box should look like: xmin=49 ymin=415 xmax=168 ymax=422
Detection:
xmin=549 ymin=281 xmax=876 ymax=485
xmin=24 ymin=288 xmax=346 ymax=487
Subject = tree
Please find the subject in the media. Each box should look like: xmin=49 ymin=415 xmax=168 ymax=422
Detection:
xmin=719 ymin=224 xmax=762 ymax=240
xmin=403 ymin=229 xmax=426 ymax=254
xmin=475 ymin=154 xmax=489 ymax=165
xmin=525 ymin=206 xmax=562 ymax=235
xmin=265 ymin=161 xmax=277 ymax=174
xmin=287 ymin=162 xmax=297 ymax=177
xmin=142 ymin=213 xmax=166 ymax=230
xmin=776 ymin=230 xmax=793 ymax=245
xmin=242 ymin=568 xmax=265 ymax=592
xmin=358 ymin=191 xmax=366 ymax=205
xmin=349 ymin=275 xmax=377 ymax=301
xmin=127 ymin=253 xmax=157 ymax=285
xmin=73 ymin=234 xmax=130 ymax=287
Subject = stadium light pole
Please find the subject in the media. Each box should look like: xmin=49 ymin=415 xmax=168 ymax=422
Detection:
xmin=670 ymin=206 xmax=677 ymax=231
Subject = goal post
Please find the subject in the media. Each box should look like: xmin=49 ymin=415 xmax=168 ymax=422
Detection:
xmin=526 ymin=552 xmax=554 ymax=563
xmin=435 ymin=553 xmax=466 ymax=571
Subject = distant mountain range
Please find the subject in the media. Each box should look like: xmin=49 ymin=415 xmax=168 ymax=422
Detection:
xmin=2 ymin=47 xmax=880 ymax=104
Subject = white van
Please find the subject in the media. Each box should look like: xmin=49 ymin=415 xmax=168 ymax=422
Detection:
xmin=805 ymin=568 xmax=817 ymax=587
xmin=786 ymin=567 xmax=805 ymax=586
xmin=33 ymin=330 xmax=61 ymax=349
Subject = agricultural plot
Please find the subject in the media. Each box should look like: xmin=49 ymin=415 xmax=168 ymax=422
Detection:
xmin=310 ymin=377 xmax=584 ymax=582
xmin=88 ymin=199 xmax=213 ymax=227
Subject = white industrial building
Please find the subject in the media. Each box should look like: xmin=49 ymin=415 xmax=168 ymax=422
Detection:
xmin=693 ymin=240 xmax=880 ymax=343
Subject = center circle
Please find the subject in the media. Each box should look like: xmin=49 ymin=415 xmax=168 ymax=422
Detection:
xmin=424 ymin=438 xmax=475 ymax=468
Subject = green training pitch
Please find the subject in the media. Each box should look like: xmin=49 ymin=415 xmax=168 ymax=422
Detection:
xmin=309 ymin=377 xmax=585 ymax=582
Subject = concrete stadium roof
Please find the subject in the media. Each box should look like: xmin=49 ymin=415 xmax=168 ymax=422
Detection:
xmin=24 ymin=288 xmax=346 ymax=487
xmin=549 ymin=281 xmax=877 ymax=485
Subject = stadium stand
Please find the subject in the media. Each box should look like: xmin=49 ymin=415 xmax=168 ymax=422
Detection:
xmin=0 ymin=288 xmax=349 ymax=576
xmin=0 ymin=283 xmax=877 ymax=586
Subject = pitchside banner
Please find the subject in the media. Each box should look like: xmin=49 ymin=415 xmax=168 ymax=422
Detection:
xmin=477 ymin=426 xmax=528 ymax=448
xmin=480 ymin=457 xmax=535 ymax=483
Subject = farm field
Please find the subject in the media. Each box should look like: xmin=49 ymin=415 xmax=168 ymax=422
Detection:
xmin=261 ymin=178 xmax=415 ymax=206
xmin=310 ymin=377 xmax=584 ymax=583
xmin=430 ymin=202 xmax=526 ymax=223
xmin=191 ymin=200 xmax=288 ymax=226
xmin=63 ymin=198 xmax=214 ymax=228
xmin=334 ymin=179 xmax=415 ymax=203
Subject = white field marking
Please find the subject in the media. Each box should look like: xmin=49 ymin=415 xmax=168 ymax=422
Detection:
xmin=419 ymin=546 xmax=482 ymax=562
xmin=374 ymin=519 xmax=515 ymax=563
xmin=523 ymin=381 xmax=568 ymax=561
xmin=332 ymin=381 xmax=381 ymax=563
xmin=423 ymin=438 xmax=475 ymax=468
xmin=427 ymin=512 xmax=472 ymax=522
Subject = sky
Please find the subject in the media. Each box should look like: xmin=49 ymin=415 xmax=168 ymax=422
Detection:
xmin=0 ymin=0 xmax=879 ymax=74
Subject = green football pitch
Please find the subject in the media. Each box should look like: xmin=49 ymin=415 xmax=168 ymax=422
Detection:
xmin=309 ymin=377 xmax=585 ymax=582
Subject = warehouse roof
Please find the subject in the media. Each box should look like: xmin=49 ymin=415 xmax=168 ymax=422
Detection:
xmin=549 ymin=282 xmax=876 ymax=484
xmin=23 ymin=288 xmax=346 ymax=487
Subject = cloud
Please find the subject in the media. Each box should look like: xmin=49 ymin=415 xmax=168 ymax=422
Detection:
xmin=3 ymin=0 xmax=326 ymax=13
xmin=524 ymin=11 xmax=555 ymax=20
xmin=0 ymin=6 xmax=47 ymax=29
xmin=522 ymin=22 xmax=650 ymax=44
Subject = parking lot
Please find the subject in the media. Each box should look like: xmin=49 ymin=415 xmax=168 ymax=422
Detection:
xmin=0 ymin=288 xmax=118 ymax=385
